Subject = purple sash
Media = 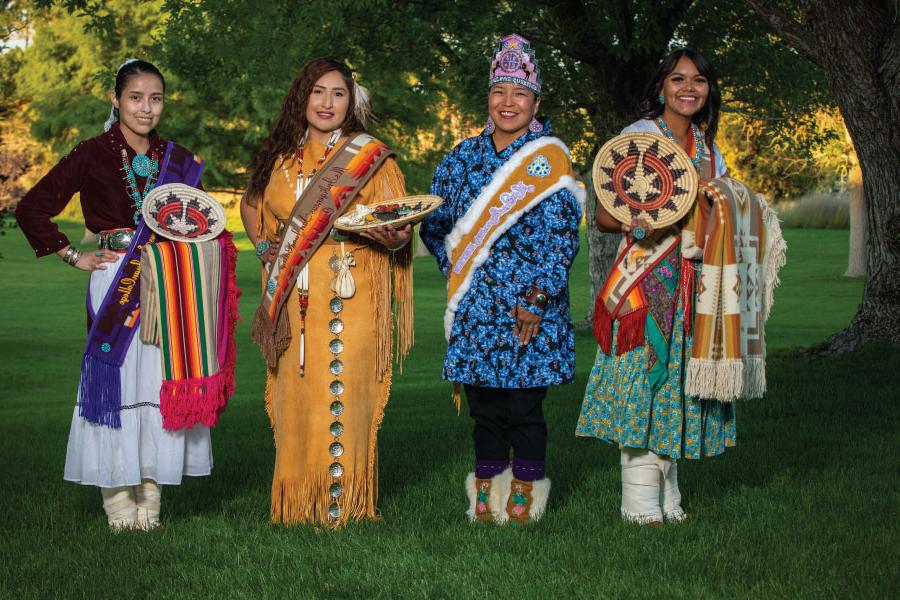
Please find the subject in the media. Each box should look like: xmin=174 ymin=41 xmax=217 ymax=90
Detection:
xmin=79 ymin=141 xmax=204 ymax=428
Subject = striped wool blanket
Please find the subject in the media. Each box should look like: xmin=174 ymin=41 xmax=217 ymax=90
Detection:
xmin=140 ymin=232 xmax=240 ymax=430
xmin=682 ymin=177 xmax=786 ymax=401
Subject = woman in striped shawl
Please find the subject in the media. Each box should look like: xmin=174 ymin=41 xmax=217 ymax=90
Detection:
xmin=15 ymin=60 xmax=213 ymax=531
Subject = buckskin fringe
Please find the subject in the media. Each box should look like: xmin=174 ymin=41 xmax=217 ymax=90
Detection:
xmin=264 ymin=367 xmax=277 ymax=444
xmin=271 ymin=471 xmax=379 ymax=528
xmin=363 ymin=246 xmax=393 ymax=382
xmin=366 ymin=370 xmax=392 ymax=516
xmin=392 ymin=244 xmax=414 ymax=370
xmin=251 ymin=303 xmax=291 ymax=369
xmin=361 ymin=242 xmax=414 ymax=382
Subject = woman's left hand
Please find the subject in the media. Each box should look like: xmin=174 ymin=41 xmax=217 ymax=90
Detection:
xmin=360 ymin=224 xmax=412 ymax=251
xmin=510 ymin=303 xmax=542 ymax=346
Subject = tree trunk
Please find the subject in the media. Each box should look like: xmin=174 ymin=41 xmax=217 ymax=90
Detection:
xmin=844 ymin=163 xmax=866 ymax=277
xmin=747 ymin=0 xmax=900 ymax=350
xmin=580 ymin=180 xmax=621 ymax=326
xmin=413 ymin=224 xmax=430 ymax=257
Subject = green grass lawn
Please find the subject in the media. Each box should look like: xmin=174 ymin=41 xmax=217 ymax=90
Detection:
xmin=0 ymin=223 xmax=896 ymax=598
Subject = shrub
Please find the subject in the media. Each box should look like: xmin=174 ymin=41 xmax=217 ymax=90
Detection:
xmin=774 ymin=191 xmax=849 ymax=229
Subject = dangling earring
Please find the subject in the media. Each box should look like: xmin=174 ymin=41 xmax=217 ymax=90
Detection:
xmin=528 ymin=118 xmax=543 ymax=133
xmin=484 ymin=116 xmax=495 ymax=134
xmin=658 ymin=93 xmax=665 ymax=105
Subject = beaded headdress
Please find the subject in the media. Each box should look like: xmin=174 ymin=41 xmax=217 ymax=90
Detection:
xmin=488 ymin=34 xmax=541 ymax=95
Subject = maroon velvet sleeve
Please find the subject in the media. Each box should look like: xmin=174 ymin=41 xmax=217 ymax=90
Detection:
xmin=15 ymin=141 xmax=89 ymax=257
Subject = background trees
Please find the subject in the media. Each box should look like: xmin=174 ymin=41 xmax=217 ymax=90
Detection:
xmin=4 ymin=0 xmax=885 ymax=347
xmin=746 ymin=0 xmax=899 ymax=349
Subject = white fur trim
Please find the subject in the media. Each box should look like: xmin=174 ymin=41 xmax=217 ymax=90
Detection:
xmin=528 ymin=477 xmax=551 ymax=521
xmin=442 ymin=137 xmax=585 ymax=340
xmin=465 ymin=472 xmax=477 ymax=521
xmin=491 ymin=468 xmax=513 ymax=524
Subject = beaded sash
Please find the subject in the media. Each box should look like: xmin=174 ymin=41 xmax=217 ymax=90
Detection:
xmin=251 ymin=134 xmax=393 ymax=368
xmin=443 ymin=136 xmax=581 ymax=341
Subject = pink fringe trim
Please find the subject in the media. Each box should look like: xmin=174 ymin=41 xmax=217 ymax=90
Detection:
xmin=160 ymin=232 xmax=242 ymax=431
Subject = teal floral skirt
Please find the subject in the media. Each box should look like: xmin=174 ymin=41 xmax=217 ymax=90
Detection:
xmin=576 ymin=303 xmax=736 ymax=459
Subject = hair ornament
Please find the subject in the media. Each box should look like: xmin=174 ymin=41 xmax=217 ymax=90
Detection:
xmin=353 ymin=79 xmax=373 ymax=128
xmin=117 ymin=58 xmax=140 ymax=74
xmin=104 ymin=58 xmax=141 ymax=132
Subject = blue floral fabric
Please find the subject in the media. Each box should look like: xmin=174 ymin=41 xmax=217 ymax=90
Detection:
xmin=576 ymin=291 xmax=737 ymax=459
xmin=420 ymin=122 xmax=581 ymax=388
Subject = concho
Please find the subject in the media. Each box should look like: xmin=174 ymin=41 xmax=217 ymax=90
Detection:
xmin=592 ymin=132 xmax=698 ymax=228
xmin=141 ymin=183 xmax=226 ymax=242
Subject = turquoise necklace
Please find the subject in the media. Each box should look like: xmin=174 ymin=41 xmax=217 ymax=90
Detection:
xmin=655 ymin=116 xmax=706 ymax=174
xmin=131 ymin=153 xmax=155 ymax=177
xmin=120 ymin=149 xmax=159 ymax=224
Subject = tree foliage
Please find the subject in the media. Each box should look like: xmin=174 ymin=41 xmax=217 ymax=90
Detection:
xmin=156 ymin=0 xmax=841 ymax=193
xmin=718 ymin=108 xmax=855 ymax=199
xmin=10 ymin=0 xmax=845 ymax=199
xmin=14 ymin=0 xmax=165 ymax=152
xmin=746 ymin=0 xmax=900 ymax=349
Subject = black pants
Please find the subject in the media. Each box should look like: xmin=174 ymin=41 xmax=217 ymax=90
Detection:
xmin=464 ymin=385 xmax=548 ymax=461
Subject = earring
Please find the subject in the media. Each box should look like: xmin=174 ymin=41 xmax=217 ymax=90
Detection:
xmin=528 ymin=118 xmax=544 ymax=133
xmin=658 ymin=93 xmax=665 ymax=104
xmin=485 ymin=116 xmax=495 ymax=134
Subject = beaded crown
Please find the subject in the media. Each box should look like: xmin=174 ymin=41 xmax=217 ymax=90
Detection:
xmin=489 ymin=34 xmax=541 ymax=95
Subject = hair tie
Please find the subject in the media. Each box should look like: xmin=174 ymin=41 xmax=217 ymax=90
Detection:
xmin=104 ymin=58 xmax=140 ymax=132
xmin=116 ymin=58 xmax=140 ymax=75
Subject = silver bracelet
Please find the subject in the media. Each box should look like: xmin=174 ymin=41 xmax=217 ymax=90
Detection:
xmin=62 ymin=245 xmax=82 ymax=267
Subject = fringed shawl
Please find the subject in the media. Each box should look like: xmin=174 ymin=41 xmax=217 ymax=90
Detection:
xmin=140 ymin=232 xmax=241 ymax=429
xmin=683 ymin=178 xmax=786 ymax=401
xmin=593 ymin=176 xmax=785 ymax=402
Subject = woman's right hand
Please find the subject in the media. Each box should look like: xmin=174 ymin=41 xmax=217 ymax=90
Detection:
xmin=621 ymin=217 xmax=653 ymax=240
xmin=76 ymin=250 xmax=119 ymax=271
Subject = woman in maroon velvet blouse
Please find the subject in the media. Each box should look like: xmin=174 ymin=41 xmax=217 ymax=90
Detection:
xmin=15 ymin=60 xmax=213 ymax=531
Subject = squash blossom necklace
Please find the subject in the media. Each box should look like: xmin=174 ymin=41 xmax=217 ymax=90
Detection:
xmin=121 ymin=149 xmax=160 ymax=224
xmin=655 ymin=116 xmax=706 ymax=175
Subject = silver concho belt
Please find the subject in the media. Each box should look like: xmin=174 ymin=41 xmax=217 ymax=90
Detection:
xmin=98 ymin=228 xmax=136 ymax=251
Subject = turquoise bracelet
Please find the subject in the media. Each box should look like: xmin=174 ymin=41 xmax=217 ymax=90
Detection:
xmin=255 ymin=240 xmax=272 ymax=256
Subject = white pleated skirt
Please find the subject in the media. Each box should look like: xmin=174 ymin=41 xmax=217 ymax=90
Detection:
xmin=64 ymin=254 xmax=213 ymax=488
